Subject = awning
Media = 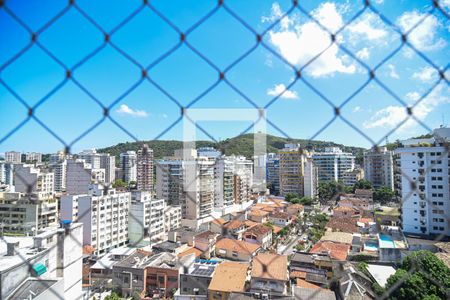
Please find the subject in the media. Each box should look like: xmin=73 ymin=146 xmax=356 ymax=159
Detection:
xmin=32 ymin=263 xmax=47 ymax=276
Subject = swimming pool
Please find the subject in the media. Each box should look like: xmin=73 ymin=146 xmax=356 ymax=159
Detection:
xmin=379 ymin=234 xmax=395 ymax=248
xmin=364 ymin=241 xmax=379 ymax=252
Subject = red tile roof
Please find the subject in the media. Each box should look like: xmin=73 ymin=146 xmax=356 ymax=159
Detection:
xmin=310 ymin=241 xmax=350 ymax=261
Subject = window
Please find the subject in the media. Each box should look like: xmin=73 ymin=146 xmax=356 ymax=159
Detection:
xmin=158 ymin=276 xmax=165 ymax=284
xmin=168 ymin=277 xmax=177 ymax=283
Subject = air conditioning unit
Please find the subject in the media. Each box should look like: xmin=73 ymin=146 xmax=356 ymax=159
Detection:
xmin=253 ymin=292 xmax=261 ymax=299
xmin=261 ymin=294 xmax=269 ymax=300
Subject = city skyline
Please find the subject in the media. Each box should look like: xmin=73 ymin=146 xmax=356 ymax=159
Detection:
xmin=1 ymin=0 xmax=449 ymax=154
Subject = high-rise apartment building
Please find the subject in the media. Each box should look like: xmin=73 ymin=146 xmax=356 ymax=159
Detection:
xmin=364 ymin=147 xmax=394 ymax=190
xmin=4 ymin=151 xmax=22 ymax=163
xmin=214 ymin=156 xmax=235 ymax=208
xmin=156 ymin=150 xmax=215 ymax=222
xmin=279 ymin=144 xmax=308 ymax=197
xmin=0 ymin=192 xmax=58 ymax=234
xmin=79 ymin=149 xmax=116 ymax=184
xmin=312 ymin=147 xmax=355 ymax=182
xmin=120 ymin=151 xmax=137 ymax=183
xmin=0 ymin=162 xmax=14 ymax=186
xmin=14 ymin=164 xmax=54 ymax=198
xmin=50 ymin=159 xmax=67 ymax=192
xmin=233 ymin=156 xmax=253 ymax=204
xmin=304 ymin=157 xmax=318 ymax=198
xmin=266 ymin=153 xmax=280 ymax=195
xmin=75 ymin=187 xmax=131 ymax=255
xmin=128 ymin=191 xmax=165 ymax=246
xmin=395 ymin=128 xmax=450 ymax=237
xmin=24 ymin=152 xmax=42 ymax=163
xmin=137 ymin=144 xmax=154 ymax=191
xmin=66 ymin=159 xmax=105 ymax=195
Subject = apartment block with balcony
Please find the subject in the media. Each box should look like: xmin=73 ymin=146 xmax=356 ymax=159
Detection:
xmin=394 ymin=127 xmax=450 ymax=237
xmin=4 ymin=151 xmax=22 ymax=164
xmin=14 ymin=164 xmax=54 ymax=199
xmin=120 ymin=151 xmax=137 ymax=184
xmin=266 ymin=153 xmax=280 ymax=195
xmin=312 ymin=147 xmax=355 ymax=183
xmin=128 ymin=191 xmax=165 ymax=247
xmin=66 ymin=159 xmax=105 ymax=195
xmin=0 ymin=192 xmax=58 ymax=235
xmin=364 ymin=147 xmax=394 ymax=190
xmin=137 ymin=144 xmax=154 ymax=191
xmin=76 ymin=187 xmax=131 ymax=255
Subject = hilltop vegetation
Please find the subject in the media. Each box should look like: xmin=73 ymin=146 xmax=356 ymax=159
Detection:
xmin=98 ymin=133 xmax=366 ymax=162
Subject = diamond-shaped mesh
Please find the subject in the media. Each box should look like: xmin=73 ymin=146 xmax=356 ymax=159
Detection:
xmin=0 ymin=0 xmax=449 ymax=299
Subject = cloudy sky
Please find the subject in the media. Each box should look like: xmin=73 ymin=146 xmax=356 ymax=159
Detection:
xmin=0 ymin=0 xmax=449 ymax=153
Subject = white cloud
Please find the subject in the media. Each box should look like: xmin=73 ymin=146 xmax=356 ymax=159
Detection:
xmin=265 ymin=2 xmax=356 ymax=77
xmin=267 ymin=83 xmax=299 ymax=99
xmin=412 ymin=66 xmax=438 ymax=82
xmin=387 ymin=64 xmax=399 ymax=79
xmin=346 ymin=13 xmax=388 ymax=43
xmin=356 ymin=47 xmax=370 ymax=60
xmin=116 ymin=104 xmax=148 ymax=117
xmin=397 ymin=11 xmax=446 ymax=52
xmin=353 ymin=106 xmax=362 ymax=113
xmin=363 ymin=85 xmax=450 ymax=130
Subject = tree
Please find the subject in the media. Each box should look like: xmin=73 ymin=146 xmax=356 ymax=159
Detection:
xmin=317 ymin=181 xmax=340 ymax=203
xmin=112 ymin=179 xmax=127 ymax=189
xmin=385 ymin=250 xmax=450 ymax=300
xmin=284 ymin=193 xmax=299 ymax=202
xmin=373 ymin=186 xmax=395 ymax=204
xmin=353 ymin=179 xmax=372 ymax=190
xmin=104 ymin=292 xmax=120 ymax=300
xmin=299 ymin=197 xmax=314 ymax=206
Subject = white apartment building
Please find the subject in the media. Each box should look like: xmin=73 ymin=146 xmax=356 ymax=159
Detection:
xmin=49 ymin=151 xmax=68 ymax=164
xmin=342 ymin=168 xmax=364 ymax=187
xmin=120 ymin=151 xmax=137 ymax=183
xmin=364 ymin=147 xmax=394 ymax=190
xmin=66 ymin=159 xmax=105 ymax=195
xmin=312 ymin=147 xmax=355 ymax=182
xmin=76 ymin=187 xmax=131 ymax=255
xmin=304 ymin=157 xmax=318 ymax=198
xmin=49 ymin=159 xmax=67 ymax=192
xmin=266 ymin=153 xmax=280 ymax=195
xmin=128 ymin=191 xmax=165 ymax=246
xmin=137 ymin=144 xmax=154 ymax=191
xmin=164 ymin=205 xmax=181 ymax=232
xmin=156 ymin=150 xmax=215 ymax=222
xmin=0 ymin=162 xmax=14 ymax=185
xmin=79 ymin=149 xmax=116 ymax=184
xmin=4 ymin=151 xmax=22 ymax=163
xmin=214 ymin=156 xmax=235 ymax=208
xmin=24 ymin=152 xmax=42 ymax=163
xmin=0 ymin=192 xmax=58 ymax=235
xmin=279 ymin=144 xmax=308 ymax=197
xmin=233 ymin=156 xmax=253 ymax=203
xmin=14 ymin=164 xmax=54 ymax=198
xmin=197 ymin=147 xmax=222 ymax=159
xmin=0 ymin=222 xmax=83 ymax=300
xmin=395 ymin=128 xmax=450 ymax=237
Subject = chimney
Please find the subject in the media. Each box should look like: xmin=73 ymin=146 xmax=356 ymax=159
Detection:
xmin=6 ymin=242 xmax=19 ymax=256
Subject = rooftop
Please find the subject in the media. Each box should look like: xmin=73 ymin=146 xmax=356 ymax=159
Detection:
xmin=114 ymin=250 xmax=152 ymax=269
xmin=244 ymin=224 xmax=272 ymax=236
xmin=326 ymin=217 xmax=358 ymax=233
xmin=208 ymin=261 xmax=249 ymax=293
xmin=216 ymin=238 xmax=261 ymax=254
xmin=178 ymin=247 xmax=203 ymax=259
xmin=248 ymin=210 xmax=269 ymax=217
xmin=188 ymin=262 xmax=219 ymax=277
xmin=251 ymin=253 xmax=288 ymax=281
xmin=366 ymin=264 xmax=397 ymax=288
xmin=320 ymin=231 xmax=354 ymax=245
xmin=435 ymin=242 xmax=450 ymax=253
xmin=224 ymin=220 xmax=245 ymax=230
xmin=310 ymin=241 xmax=350 ymax=261
xmin=7 ymin=278 xmax=60 ymax=300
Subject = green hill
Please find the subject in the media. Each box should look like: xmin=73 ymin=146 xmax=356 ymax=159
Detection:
xmin=98 ymin=134 xmax=366 ymax=163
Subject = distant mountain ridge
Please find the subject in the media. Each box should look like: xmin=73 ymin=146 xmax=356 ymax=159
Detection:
xmin=97 ymin=134 xmax=366 ymax=163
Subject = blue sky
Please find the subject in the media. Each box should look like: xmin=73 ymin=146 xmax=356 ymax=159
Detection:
xmin=0 ymin=0 xmax=449 ymax=154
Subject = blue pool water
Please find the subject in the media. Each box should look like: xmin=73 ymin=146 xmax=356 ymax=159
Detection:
xmin=364 ymin=241 xmax=378 ymax=251
xmin=379 ymin=234 xmax=395 ymax=248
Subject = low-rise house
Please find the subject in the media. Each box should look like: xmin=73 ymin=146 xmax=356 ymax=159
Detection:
xmin=112 ymin=250 xmax=153 ymax=298
xmin=145 ymin=252 xmax=195 ymax=299
xmin=90 ymin=247 xmax=135 ymax=281
xmin=293 ymin=285 xmax=336 ymax=300
xmin=244 ymin=220 xmax=259 ymax=228
xmin=337 ymin=262 xmax=376 ymax=299
xmin=310 ymin=241 xmax=350 ymax=261
xmin=290 ymin=252 xmax=333 ymax=286
xmin=320 ymin=231 xmax=354 ymax=245
xmin=175 ymin=260 xmax=220 ymax=299
xmin=215 ymin=238 xmax=260 ymax=262
xmin=243 ymin=224 xmax=273 ymax=249
xmin=208 ymin=261 xmax=249 ymax=300
xmin=152 ymin=241 xmax=190 ymax=255
xmin=223 ymin=220 xmax=246 ymax=240
xmin=250 ymin=253 xmax=289 ymax=296
xmin=178 ymin=247 xmax=204 ymax=259
xmin=333 ymin=206 xmax=360 ymax=218
xmin=247 ymin=210 xmax=269 ymax=223
xmin=194 ymin=231 xmax=220 ymax=259
xmin=210 ymin=218 xmax=227 ymax=235
xmin=268 ymin=211 xmax=292 ymax=227
xmin=286 ymin=203 xmax=304 ymax=216
xmin=326 ymin=217 xmax=359 ymax=233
